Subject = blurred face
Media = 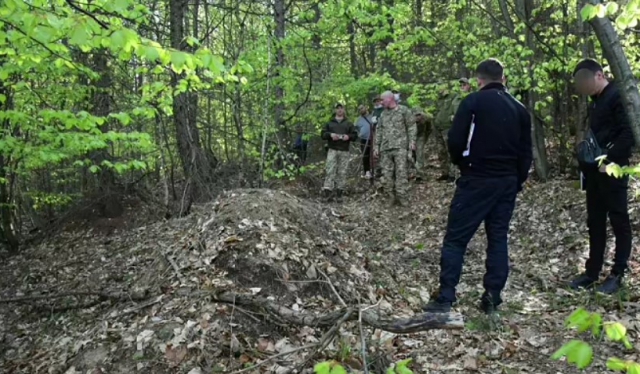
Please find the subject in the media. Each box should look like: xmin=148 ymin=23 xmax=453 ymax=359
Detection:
xmin=382 ymin=95 xmax=395 ymax=108
xmin=574 ymin=69 xmax=605 ymax=95
xmin=415 ymin=113 xmax=424 ymax=123
xmin=461 ymin=82 xmax=471 ymax=92
xmin=374 ymin=99 xmax=382 ymax=108
xmin=335 ymin=106 xmax=345 ymax=117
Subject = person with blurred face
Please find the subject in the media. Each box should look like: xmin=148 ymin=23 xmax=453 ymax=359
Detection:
xmin=321 ymin=103 xmax=357 ymax=201
xmin=569 ymin=59 xmax=634 ymax=294
xmin=373 ymin=91 xmax=416 ymax=206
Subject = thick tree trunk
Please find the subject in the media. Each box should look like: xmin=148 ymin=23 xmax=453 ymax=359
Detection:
xmin=585 ymin=0 xmax=640 ymax=146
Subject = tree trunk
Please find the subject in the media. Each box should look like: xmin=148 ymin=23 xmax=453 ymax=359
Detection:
xmin=518 ymin=0 xmax=550 ymax=180
xmin=0 ymin=76 xmax=19 ymax=252
xmin=272 ymin=0 xmax=287 ymax=147
xmin=348 ymin=19 xmax=358 ymax=78
xmin=90 ymin=52 xmax=124 ymax=218
xmin=169 ymin=0 xmax=211 ymax=214
xmin=585 ymin=0 xmax=640 ymax=146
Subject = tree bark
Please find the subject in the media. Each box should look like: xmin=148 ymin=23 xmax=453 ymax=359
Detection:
xmin=273 ymin=0 xmax=287 ymax=147
xmin=169 ymin=0 xmax=211 ymax=214
xmin=585 ymin=0 xmax=640 ymax=146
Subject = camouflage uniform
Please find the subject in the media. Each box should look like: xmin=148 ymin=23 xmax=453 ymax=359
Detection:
xmin=411 ymin=107 xmax=433 ymax=179
xmin=375 ymin=104 xmax=417 ymax=204
xmin=434 ymin=92 xmax=461 ymax=178
xmin=323 ymin=148 xmax=350 ymax=191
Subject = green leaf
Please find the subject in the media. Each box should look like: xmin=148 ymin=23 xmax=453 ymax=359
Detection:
xmin=596 ymin=3 xmax=607 ymax=17
xmin=629 ymin=363 xmax=640 ymax=374
xmin=605 ymin=322 xmax=627 ymax=342
xmin=606 ymin=2 xmax=620 ymax=15
xmin=329 ymin=364 xmax=347 ymax=374
xmin=314 ymin=361 xmax=331 ymax=374
xmin=386 ymin=365 xmax=396 ymax=374
xmin=606 ymin=357 xmax=627 ymax=371
xmin=567 ymin=341 xmax=593 ymax=369
xmin=580 ymin=4 xmax=598 ymax=21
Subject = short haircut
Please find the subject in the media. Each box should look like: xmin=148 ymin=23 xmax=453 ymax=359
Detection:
xmin=476 ymin=58 xmax=504 ymax=82
xmin=573 ymin=59 xmax=603 ymax=76
xmin=380 ymin=90 xmax=394 ymax=99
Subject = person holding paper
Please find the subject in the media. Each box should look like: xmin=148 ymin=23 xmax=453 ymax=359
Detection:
xmin=423 ymin=58 xmax=532 ymax=315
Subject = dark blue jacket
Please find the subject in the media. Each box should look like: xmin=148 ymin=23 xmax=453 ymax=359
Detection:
xmin=448 ymin=82 xmax=533 ymax=187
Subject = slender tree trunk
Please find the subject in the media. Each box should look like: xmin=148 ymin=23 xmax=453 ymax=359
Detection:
xmin=169 ymin=0 xmax=211 ymax=214
xmin=0 ymin=75 xmax=19 ymax=252
xmin=273 ymin=0 xmax=287 ymax=146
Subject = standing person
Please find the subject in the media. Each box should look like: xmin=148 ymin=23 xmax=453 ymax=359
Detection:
xmin=434 ymin=78 xmax=472 ymax=182
xmin=373 ymin=91 xmax=416 ymax=206
xmin=321 ymin=103 xmax=357 ymax=201
xmin=569 ymin=59 xmax=634 ymax=294
xmin=371 ymin=97 xmax=385 ymax=180
xmin=423 ymin=59 xmax=533 ymax=314
xmin=292 ymin=125 xmax=308 ymax=167
xmin=355 ymin=105 xmax=374 ymax=179
xmin=412 ymin=107 xmax=433 ymax=182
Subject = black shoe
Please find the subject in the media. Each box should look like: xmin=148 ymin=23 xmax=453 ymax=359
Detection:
xmin=597 ymin=274 xmax=623 ymax=295
xmin=480 ymin=293 xmax=501 ymax=315
xmin=422 ymin=298 xmax=452 ymax=313
xmin=335 ymin=190 xmax=344 ymax=202
xmin=480 ymin=299 xmax=499 ymax=315
xmin=436 ymin=175 xmax=450 ymax=181
xmin=568 ymin=273 xmax=598 ymax=290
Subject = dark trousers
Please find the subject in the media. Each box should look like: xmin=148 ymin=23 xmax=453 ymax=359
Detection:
xmin=360 ymin=138 xmax=371 ymax=173
xmin=439 ymin=175 xmax=518 ymax=306
xmin=585 ymin=170 xmax=632 ymax=278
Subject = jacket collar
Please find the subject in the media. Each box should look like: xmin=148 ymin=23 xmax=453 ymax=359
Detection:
xmin=480 ymin=82 xmax=506 ymax=91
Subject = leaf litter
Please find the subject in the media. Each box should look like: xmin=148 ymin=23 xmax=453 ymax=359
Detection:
xmin=0 ymin=172 xmax=640 ymax=373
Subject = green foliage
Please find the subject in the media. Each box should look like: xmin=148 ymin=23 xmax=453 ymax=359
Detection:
xmin=314 ymin=361 xmax=347 ymax=374
xmin=552 ymin=308 xmax=635 ymax=371
xmin=386 ymin=358 xmax=414 ymax=374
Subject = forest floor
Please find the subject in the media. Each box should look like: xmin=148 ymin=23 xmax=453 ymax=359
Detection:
xmin=2 ymin=164 xmax=640 ymax=374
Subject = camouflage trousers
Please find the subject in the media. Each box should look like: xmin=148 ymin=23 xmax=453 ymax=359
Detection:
xmin=436 ymin=130 xmax=455 ymax=177
xmin=323 ymin=149 xmax=350 ymax=191
xmin=380 ymin=148 xmax=409 ymax=200
xmin=412 ymin=135 xmax=428 ymax=178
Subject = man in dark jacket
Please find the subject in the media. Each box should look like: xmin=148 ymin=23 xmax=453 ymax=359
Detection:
xmin=423 ymin=58 xmax=533 ymax=314
xmin=569 ymin=59 xmax=634 ymax=294
xmin=321 ymin=103 xmax=357 ymax=201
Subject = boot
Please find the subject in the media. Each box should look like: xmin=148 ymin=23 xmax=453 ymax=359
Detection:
xmin=335 ymin=190 xmax=344 ymax=203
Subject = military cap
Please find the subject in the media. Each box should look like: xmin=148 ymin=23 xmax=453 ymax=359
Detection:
xmin=458 ymin=77 xmax=470 ymax=84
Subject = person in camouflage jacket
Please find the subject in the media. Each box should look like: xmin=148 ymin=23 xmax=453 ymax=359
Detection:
xmin=433 ymin=78 xmax=471 ymax=181
xmin=374 ymin=91 xmax=417 ymax=206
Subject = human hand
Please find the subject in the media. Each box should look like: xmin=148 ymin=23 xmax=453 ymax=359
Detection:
xmin=374 ymin=149 xmax=379 ymax=158
xmin=342 ymin=135 xmax=349 ymax=141
xmin=450 ymin=115 xmax=454 ymax=122
xmin=410 ymin=142 xmax=416 ymax=150
xmin=331 ymin=133 xmax=339 ymax=140
xmin=599 ymin=164 xmax=607 ymax=173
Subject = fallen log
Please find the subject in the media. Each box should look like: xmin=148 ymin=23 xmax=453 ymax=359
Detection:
xmin=209 ymin=291 xmax=464 ymax=332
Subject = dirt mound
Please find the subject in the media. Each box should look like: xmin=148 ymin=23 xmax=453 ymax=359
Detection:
xmin=0 ymin=188 xmax=393 ymax=374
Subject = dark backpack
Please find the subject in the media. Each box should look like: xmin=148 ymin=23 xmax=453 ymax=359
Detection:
xmin=577 ymin=127 xmax=604 ymax=165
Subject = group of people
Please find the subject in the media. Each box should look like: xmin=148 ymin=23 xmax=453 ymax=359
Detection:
xmin=320 ymin=57 xmax=635 ymax=314
xmin=320 ymin=81 xmax=474 ymax=205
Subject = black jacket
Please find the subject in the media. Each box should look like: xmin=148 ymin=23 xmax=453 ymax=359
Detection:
xmin=448 ymin=82 xmax=533 ymax=186
xmin=322 ymin=117 xmax=357 ymax=152
xmin=584 ymin=82 xmax=634 ymax=168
